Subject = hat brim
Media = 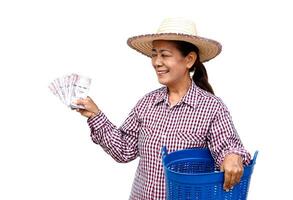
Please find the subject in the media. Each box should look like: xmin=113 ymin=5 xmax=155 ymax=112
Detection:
xmin=127 ymin=33 xmax=222 ymax=62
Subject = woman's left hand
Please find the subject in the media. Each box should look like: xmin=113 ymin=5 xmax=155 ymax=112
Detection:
xmin=220 ymin=153 xmax=244 ymax=191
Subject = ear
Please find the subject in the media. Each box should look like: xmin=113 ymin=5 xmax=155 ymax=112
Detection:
xmin=185 ymin=51 xmax=197 ymax=69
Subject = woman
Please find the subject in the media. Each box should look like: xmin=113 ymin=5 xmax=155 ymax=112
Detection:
xmin=74 ymin=18 xmax=251 ymax=200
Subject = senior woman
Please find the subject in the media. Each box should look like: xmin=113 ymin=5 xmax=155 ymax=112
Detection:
xmin=74 ymin=18 xmax=251 ymax=200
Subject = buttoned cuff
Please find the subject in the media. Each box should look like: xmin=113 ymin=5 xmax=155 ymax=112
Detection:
xmin=217 ymin=148 xmax=251 ymax=168
xmin=87 ymin=112 xmax=108 ymax=130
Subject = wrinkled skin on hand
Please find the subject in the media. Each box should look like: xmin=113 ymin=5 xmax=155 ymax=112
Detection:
xmin=220 ymin=153 xmax=244 ymax=191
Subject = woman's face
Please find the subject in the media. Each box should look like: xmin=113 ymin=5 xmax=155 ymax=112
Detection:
xmin=151 ymin=40 xmax=195 ymax=87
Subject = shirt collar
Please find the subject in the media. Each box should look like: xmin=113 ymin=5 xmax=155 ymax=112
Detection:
xmin=154 ymin=87 xmax=168 ymax=106
xmin=180 ymin=81 xmax=198 ymax=108
xmin=154 ymin=81 xmax=198 ymax=109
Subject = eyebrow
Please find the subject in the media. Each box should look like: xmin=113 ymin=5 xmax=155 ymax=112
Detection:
xmin=151 ymin=48 xmax=172 ymax=53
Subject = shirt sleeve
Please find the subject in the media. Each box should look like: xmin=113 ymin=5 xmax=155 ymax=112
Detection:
xmin=87 ymin=107 xmax=140 ymax=163
xmin=208 ymin=105 xmax=251 ymax=168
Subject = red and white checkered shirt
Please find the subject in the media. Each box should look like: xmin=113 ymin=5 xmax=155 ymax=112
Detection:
xmin=88 ymin=81 xmax=251 ymax=200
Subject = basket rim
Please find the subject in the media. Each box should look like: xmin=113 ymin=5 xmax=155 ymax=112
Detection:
xmin=162 ymin=147 xmax=258 ymax=177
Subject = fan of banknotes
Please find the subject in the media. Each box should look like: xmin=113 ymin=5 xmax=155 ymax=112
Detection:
xmin=48 ymin=73 xmax=91 ymax=109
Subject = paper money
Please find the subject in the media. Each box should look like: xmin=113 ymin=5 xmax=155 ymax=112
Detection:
xmin=49 ymin=73 xmax=91 ymax=109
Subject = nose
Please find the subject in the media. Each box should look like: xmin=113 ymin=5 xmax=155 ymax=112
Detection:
xmin=152 ymin=55 xmax=163 ymax=68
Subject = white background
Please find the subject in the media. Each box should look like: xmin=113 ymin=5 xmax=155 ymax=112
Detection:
xmin=0 ymin=0 xmax=292 ymax=199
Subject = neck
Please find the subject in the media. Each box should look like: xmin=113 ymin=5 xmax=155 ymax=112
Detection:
xmin=167 ymin=77 xmax=192 ymax=106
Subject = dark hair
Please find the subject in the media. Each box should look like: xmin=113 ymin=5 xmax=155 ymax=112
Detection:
xmin=172 ymin=41 xmax=214 ymax=94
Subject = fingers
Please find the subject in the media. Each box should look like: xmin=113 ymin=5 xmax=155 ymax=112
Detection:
xmin=74 ymin=98 xmax=85 ymax=106
xmin=82 ymin=97 xmax=93 ymax=110
xmin=72 ymin=97 xmax=96 ymax=111
xmin=223 ymin=167 xmax=243 ymax=191
xmin=235 ymin=166 xmax=243 ymax=184
xmin=223 ymin=169 xmax=233 ymax=191
xmin=221 ymin=154 xmax=244 ymax=191
xmin=73 ymin=97 xmax=100 ymax=118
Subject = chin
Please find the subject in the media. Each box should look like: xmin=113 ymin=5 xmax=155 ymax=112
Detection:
xmin=158 ymin=78 xmax=171 ymax=86
xmin=158 ymin=78 xmax=167 ymax=85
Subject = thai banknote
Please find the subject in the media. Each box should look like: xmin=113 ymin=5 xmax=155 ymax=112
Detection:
xmin=49 ymin=73 xmax=91 ymax=109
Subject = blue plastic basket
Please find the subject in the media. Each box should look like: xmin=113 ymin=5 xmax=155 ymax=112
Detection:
xmin=162 ymin=147 xmax=258 ymax=200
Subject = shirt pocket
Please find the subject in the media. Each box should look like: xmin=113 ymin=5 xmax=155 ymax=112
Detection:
xmin=138 ymin=126 xmax=156 ymax=155
xmin=175 ymin=128 xmax=207 ymax=149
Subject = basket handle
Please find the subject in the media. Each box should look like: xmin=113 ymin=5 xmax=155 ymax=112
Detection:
xmin=161 ymin=146 xmax=168 ymax=158
xmin=252 ymin=151 xmax=259 ymax=165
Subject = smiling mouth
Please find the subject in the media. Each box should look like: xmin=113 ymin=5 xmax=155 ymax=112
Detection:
xmin=157 ymin=70 xmax=169 ymax=75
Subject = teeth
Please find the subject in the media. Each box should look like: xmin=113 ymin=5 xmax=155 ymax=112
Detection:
xmin=157 ymin=70 xmax=168 ymax=74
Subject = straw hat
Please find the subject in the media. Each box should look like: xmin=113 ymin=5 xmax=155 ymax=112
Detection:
xmin=127 ymin=18 xmax=222 ymax=62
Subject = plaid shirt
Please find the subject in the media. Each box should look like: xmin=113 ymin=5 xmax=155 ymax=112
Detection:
xmin=88 ymin=81 xmax=251 ymax=200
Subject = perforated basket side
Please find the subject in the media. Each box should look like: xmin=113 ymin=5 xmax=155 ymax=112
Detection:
xmin=167 ymin=158 xmax=215 ymax=174
xmin=162 ymin=147 xmax=258 ymax=200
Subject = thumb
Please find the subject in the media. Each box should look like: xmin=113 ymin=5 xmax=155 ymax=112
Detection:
xmin=73 ymin=98 xmax=84 ymax=105
xmin=220 ymin=164 xmax=225 ymax=172
xmin=87 ymin=96 xmax=92 ymax=100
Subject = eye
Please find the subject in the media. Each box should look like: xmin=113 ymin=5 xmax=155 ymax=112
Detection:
xmin=161 ymin=54 xmax=170 ymax=57
xmin=151 ymin=53 xmax=157 ymax=58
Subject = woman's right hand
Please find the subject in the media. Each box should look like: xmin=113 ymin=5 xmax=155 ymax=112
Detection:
xmin=73 ymin=96 xmax=100 ymax=119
